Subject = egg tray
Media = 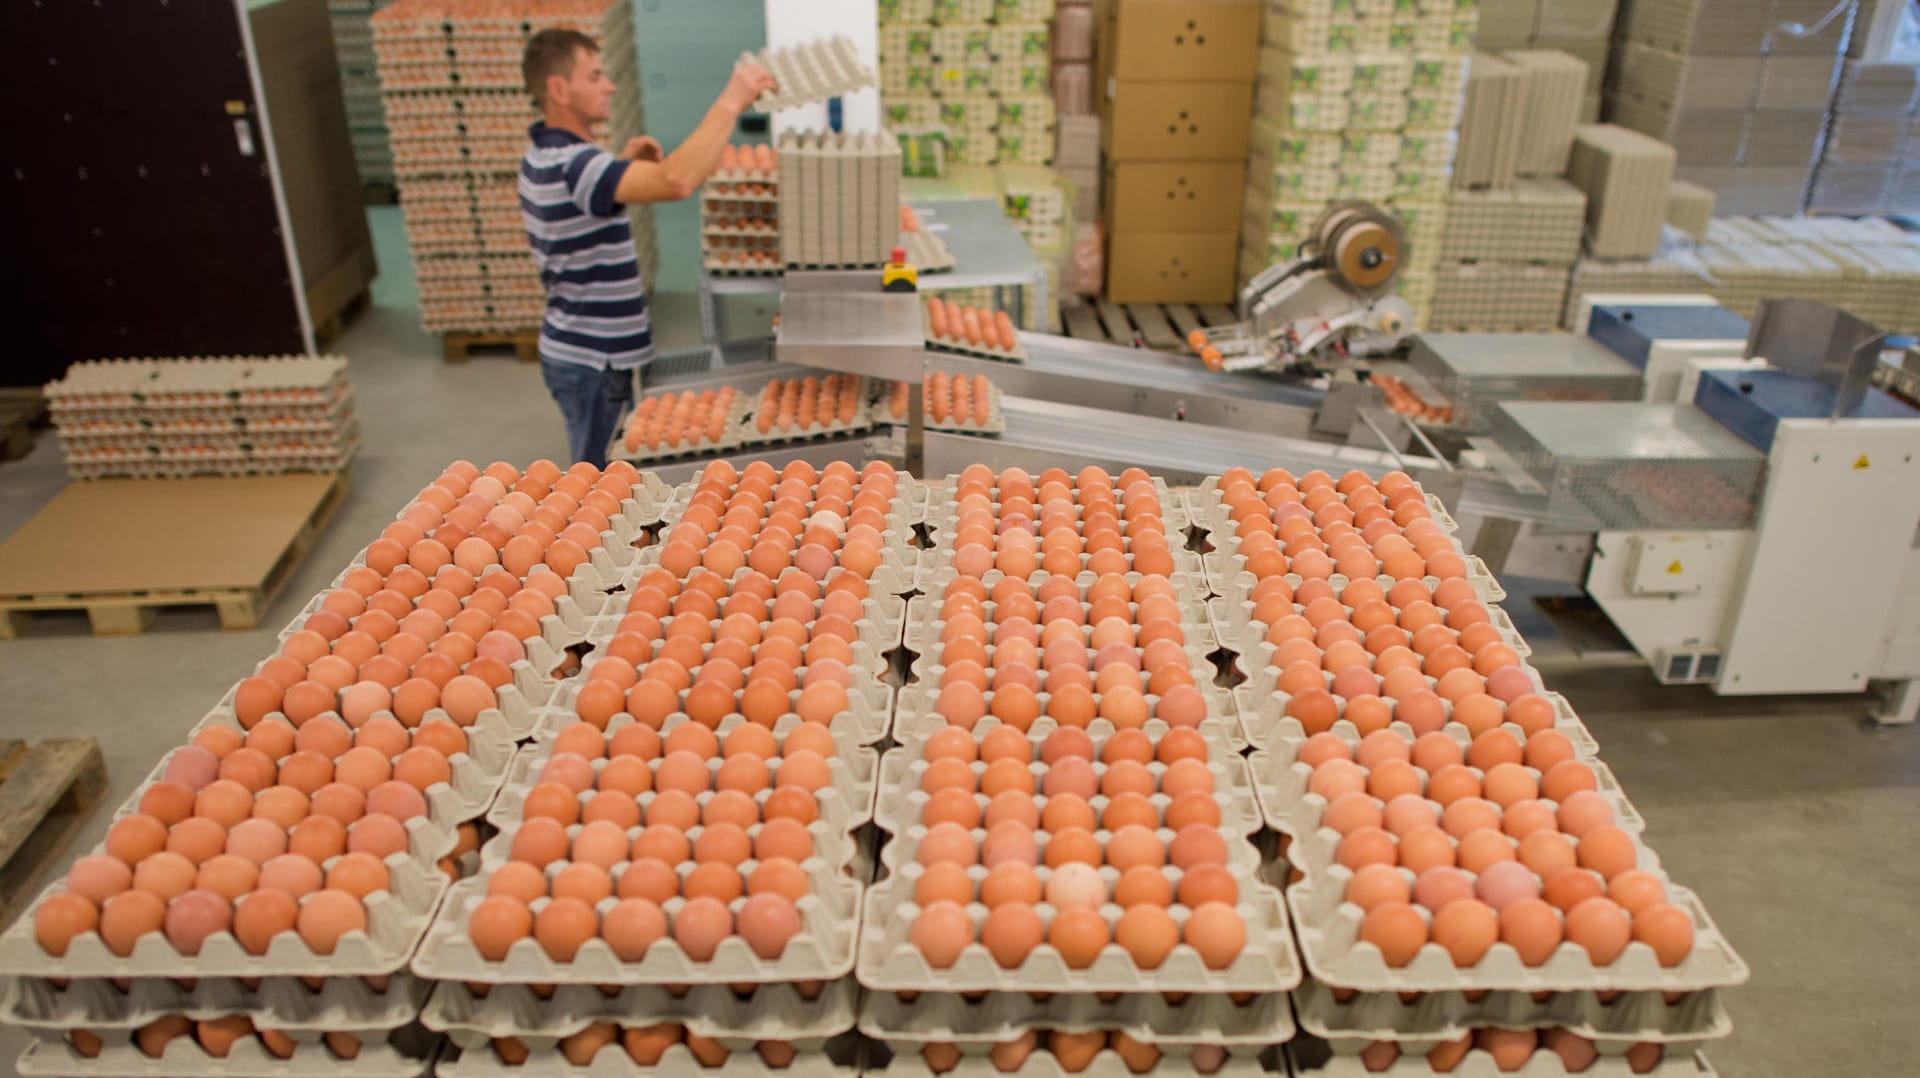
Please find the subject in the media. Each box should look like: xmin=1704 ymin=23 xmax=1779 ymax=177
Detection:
xmin=629 ymin=533 xmax=924 ymax=601
xmin=0 ymin=854 xmax=451 ymax=980
xmin=872 ymin=720 xmax=1259 ymax=836
xmin=390 ymin=473 xmax=677 ymax=532
xmin=912 ymin=568 xmax=1211 ymax=617
xmin=893 ymin=653 xmax=1234 ymax=735
xmin=920 ymin=504 xmax=1197 ymax=558
xmin=900 ymin=589 xmax=1217 ymax=652
xmin=13 ymin=1022 xmax=444 ymax=1077
xmin=575 ymin=608 xmax=906 ymax=685
xmin=1200 ymin=552 xmax=1508 ymax=615
xmin=1204 ymin=588 xmax=1533 ymax=670
xmin=1284 ymin=1044 xmax=1719 ymax=1078
xmin=859 ymin=982 xmax=1294 ymax=1048
xmin=925 ymin=335 xmax=1029 ymax=365
xmin=1230 ymin=674 xmax=1598 ymax=759
xmin=871 ymin=1048 xmax=1272 ymax=1078
xmin=607 ymin=394 xmax=751 ymax=468
xmin=855 ymin=856 xmax=1300 ymax=995
xmin=421 ymin=977 xmax=853 ymax=1045
xmin=1282 ymin=870 xmax=1749 ymax=995
xmin=1187 ymin=480 xmax=1459 ymax=538
xmin=887 ymin=710 xmax=1247 ymax=780
xmin=486 ymin=724 xmax=880 ymax=830
xmin=868 ymin=380 xmax=1006 ymax=436
xmin=1289 ymin=977 xmax=1733 ymax=1049
xmin=0 ymin=972 xmax=432 ymax=1033
xmin=923 ymin=475 xmax=1186 ymax=518
xmin=410 ymin=828 xmax=862 ymax=986
xmin=339 ymin=540 xmax=639 ymax=631
xmin=659 ymin=473 xmax=937 ymax=526
xmin=911 ymin=550 xmax=1209 ymax=603
xmin=432 ymin=1034 xmax=863 ymax=1078
xmin=734 ymin=408 xmax=880 ymax=450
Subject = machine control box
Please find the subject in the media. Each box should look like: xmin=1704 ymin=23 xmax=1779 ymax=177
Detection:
xmin=1588 ymin=303 xmax=1752 ymax=370
xmin=1624 ymin=534 xmax=1725 ymax=595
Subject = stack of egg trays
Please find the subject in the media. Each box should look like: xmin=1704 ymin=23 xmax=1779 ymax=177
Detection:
xmin=4 ymin=976 xmax=441 ymax=1077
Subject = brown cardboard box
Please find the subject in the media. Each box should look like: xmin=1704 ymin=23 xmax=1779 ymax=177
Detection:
xmin=1099 ymin=0 xmax=1262 ymax=83
xmin=1104 ymin=161 xmax=1246 ymax=233
xmin=1099 ymin=80 xmax=1254 ymax=160
xmin=1107 ymin=231 xmax=1239 ymax=303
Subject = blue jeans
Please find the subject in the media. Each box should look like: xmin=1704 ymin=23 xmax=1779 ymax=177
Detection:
xmin=541 ymin=360 xmax=635 ymax=468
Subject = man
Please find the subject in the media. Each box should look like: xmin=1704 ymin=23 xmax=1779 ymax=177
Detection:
xmin=519 ymin=30 xmax=775 ymax=466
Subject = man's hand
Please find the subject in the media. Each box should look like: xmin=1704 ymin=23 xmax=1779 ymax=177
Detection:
xmin=719 ymin=63 xmax=777 ymax=115
xmin=618 ymin=136 xmax=663 ymax=162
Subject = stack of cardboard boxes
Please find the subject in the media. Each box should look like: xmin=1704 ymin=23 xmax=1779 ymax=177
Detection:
xmin=1098 ymin=0 xmax=1260 ymax=304
xmin=1808 ymin=61 xmax=1920 ymax=214
xmin=1473 ymin=0 xmax=1619 ymax=121
xmin=1608 ymin=0 xmax=1850 ymax=214
xmin=878 ymin=0 xmax=1058 ymax=168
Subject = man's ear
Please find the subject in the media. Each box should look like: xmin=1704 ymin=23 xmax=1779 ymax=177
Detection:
xmin=547 ymin=73 xmax=570 ymax=108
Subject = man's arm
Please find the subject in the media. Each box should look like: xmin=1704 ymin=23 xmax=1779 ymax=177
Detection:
xmin=613 ymin=64 xmax=775 ymax=205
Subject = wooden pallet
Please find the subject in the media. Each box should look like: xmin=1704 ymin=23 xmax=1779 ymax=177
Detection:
xmin=443 ymin=329 xmax=540 ymax=364
xmin=1060 ymin=302 xmax=1241 ymax=353
xmin=0 ymin=739 xmax=108 ymax=925
xmin=0 ymin=470 xmax=352 ymax=638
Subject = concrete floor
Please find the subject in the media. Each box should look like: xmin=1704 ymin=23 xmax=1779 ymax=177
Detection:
xmin=0 ymin=207 xmax=1916 ymax=1073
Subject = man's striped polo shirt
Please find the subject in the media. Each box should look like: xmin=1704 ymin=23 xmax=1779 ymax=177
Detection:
xmin=519 ymin=122 xmax=655 ymax=371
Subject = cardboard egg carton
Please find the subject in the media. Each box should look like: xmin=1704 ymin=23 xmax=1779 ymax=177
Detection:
xmin=411 ymin=827 xmax=861 ymax=986
xmin=744 ymin=36 xmax=876 ymax=114
xmin=859 ymin=987 xmax=1294 ymax=1048
xmin=871 ymin=1047 xmax=1274 ymax=1078
xmin=891 ymin=673 xmax=1240 ymax=752
xmin=0 ymin=973 xmax=431 ymax=1033
xmin=873 ymin=719 xmax=1258 ymax=835
xmin=13 ymin=1022 xmax=444 ymax=1077
xmin=487 ymin=725 xmax=880 ymax=830
xmin=433 ymin=1032 xmax=863 ymax=1078
xmin=421 ymin=977 xmax=855 ymax=1044
xmin=1286 ymin=1043 xmax=1719 ymax=1078
xmin=1289 ymin=976 xmax=1734 ymax=1048
xmin=0 ymin=855 xmax=449 ymax=979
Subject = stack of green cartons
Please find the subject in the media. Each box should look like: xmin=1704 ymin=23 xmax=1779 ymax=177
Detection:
xmin=879 ymin=0 xmax=1058 ymax=168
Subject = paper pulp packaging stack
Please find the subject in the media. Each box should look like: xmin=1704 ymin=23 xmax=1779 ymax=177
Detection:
xmin=1698 ymin=215 xmax=1920 ymax=333
xmin=1809 ymin=61 xmax=1920 ymax=214
xmin=1240 ymin=1 xmax=1478 ymax=327
xmin=1607 ymin=0 xmax=1851 ymax=215
xmin=1473 ymin=0 xmax=1620 ymax=120
xmin=879 ymin=0 xmax=1057 ymax=168
xmin=331 ymin=0 xmax=396 ymax=194
xmin=373 ymin=0 xmax=656 ymax=336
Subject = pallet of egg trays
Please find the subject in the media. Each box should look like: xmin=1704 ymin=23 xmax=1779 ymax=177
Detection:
xmin=777 ymin=129 xmax=902 ymax=270
xmin=44 ymin=357 xmax=360 ymax=480
xmin=738 ymin=375 xmax=876 ymax=447
xmin=612 ymin=387 xmax=747 ymax=464
xmin=1186 ymin=469 xmax=1744 ymax=1074
xmin=414 ymin=460 xmax=920 ymax=1073
xmin=743 ymin=35 xmax=877 ymax=113
xmin=924 ymin=297 xmax=1025 ymax=362
xmin=701 ymin=144 xmax=782 ymax=275
xmin=874 ymin=373 xmax=1004 ymax=435
xmin=898 ymin=204 xmax=956 ymax=273
xmin=0 ymin=458 xmax=655 ymax=1073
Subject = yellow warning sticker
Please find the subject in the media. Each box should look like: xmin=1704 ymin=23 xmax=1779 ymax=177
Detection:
xmin=1854 ymin=454 xmax=1871 ymax=470
xmin=1666 ymin=560 xmax=1684 ymax=575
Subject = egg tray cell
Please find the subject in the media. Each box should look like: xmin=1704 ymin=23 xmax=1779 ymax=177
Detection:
xmin=421 ymin=977 xmax=854 ymax=1045
xmin=607 ymin=393 xmax=751 ymax=468
xmin=0 ymin=854 xmax=450 ymax=980
xmin=1282 ymin=868 xmax=1749 ymax=995
xmin=1285 ymin=1044 xmax=1720 ymax=1078
xmin=433 ymin=1035 xmax=863 ymax=1078
xmin=13 ymin=1022 xmax=444 ymax=1077
xmin=1290 ymin=976 xmax=1733 ymax=1049
xmin=410 ymin=823 xmax=862 ymax=986
xmin=868 ymin=380 xmax=1006 ymax=436
xmin=872 ymin=720 xmax=1259 ymax=836
xmin=925 ymin=335 xmax=1029 ymax=364
xmin=872 ymin=1047 xmax=1273 ymax=1078
xmin=912 ymin=568 xmax=1210 ymax=620
xmin=859 ymin=987 xmax=1294 ymax=1049
xmin=486 ymin=725 xmax=880 ymax=831
xmin=890 ymin=675 xmax=1243 ymax=754
xmin=0 ymin=972 xmax=431 ymax=1033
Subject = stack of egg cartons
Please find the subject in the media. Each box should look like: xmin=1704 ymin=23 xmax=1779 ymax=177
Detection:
xmin=859 ymin=465 xmax=1302 ymax=1076
xmin=1193 ymin=466 xmax=1749 ymax=1076
xmin=332 ymin=0 xmax=397 ymax=194
xmin=0 ymin=457 xmax=658 ymax=1074
xmin=879 ymin=0 xmax=1057 ymax=168
xmin=1242 ymin=2 xmax=1477 ymax=329
xmin=44 ymin=356 xmax=361 ymax=481
xmin=414 ymin=458 xmax=917 ymax=1073
xmin=374 ymin=0 xmax=654 ymax=337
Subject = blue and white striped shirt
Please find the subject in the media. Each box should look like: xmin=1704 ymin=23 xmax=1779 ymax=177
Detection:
xmin=520 ymin=123 xmax=654 ymax=371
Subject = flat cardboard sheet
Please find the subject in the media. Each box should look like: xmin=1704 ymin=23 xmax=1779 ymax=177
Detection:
xmin=0 ymin=475 xmax=339 ymax=597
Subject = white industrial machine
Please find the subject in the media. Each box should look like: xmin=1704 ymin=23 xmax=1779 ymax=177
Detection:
xmin=1187 ymin=202 xmax=1415 ymax=373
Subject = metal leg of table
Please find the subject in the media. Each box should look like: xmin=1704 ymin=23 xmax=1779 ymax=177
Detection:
xmin=697 ymin=276 xmax=721 ymax=362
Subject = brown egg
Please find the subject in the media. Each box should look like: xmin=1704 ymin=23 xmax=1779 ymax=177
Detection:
xmin=98 ymin=889 xmax=166 ymax=955
xmin=297 ymin=889 xmax=366 ymax=955
xmin=32 ymin=893 xmax=97 ymax=956
xmin=232 ymin=888 xmax=298 ymax=955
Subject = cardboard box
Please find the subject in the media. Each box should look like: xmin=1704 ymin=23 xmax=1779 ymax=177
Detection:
xmin=1106 ymin=230 xmax=1238 ymax=302
xmin=1103 ymin=160 xmax=1245 ymax=232
xmin=1099 ymin=0 xmax=1262 ymax=83
xmin=1099 ymin=80 xmax=1254 ymax=160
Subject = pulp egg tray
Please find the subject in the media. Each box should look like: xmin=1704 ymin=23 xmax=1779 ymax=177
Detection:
xmin=1201 ymin=551 xmax=1507 ymax=611
xmin=872 ymin=1047 xmax=1273 ymax=1078
xmin=0 ymin=855 xmax=450 ymax=979
xmin=1232 ymin=679 xmax=1599 ymax=762
xmin=859 ymin=982 xmax=1294 ymax=1047
xmin=875 ymin=379 xmax=1006 ymax=435
xmin=14 ymin=1022 xmax=443 ymax=1077
xmin=1283 ymin=869 xmax=1750 ymax=994
xmin=422 ymin=976 xmax=854 ymax=1048
xmin=537 ymin=662 xmax=896 ymax=748
xmin=886 ymin=710 xmax=1248 ymax=777
xmin=587 ymin=583 xmax=911 ymax=645
xmin=923 ymin=475 xmax=1187 ymax=520
xmin=659 ymin=474 xmax=936 ymax=528
xmin=901 ymin=594 xmax=1217 ymax=653
xmin=1187 ymin=480 xmax=1459 ymax=540
xmin=735 ymin=406 xmax=879 ymax=450
xmin=487 ymin=724 xmax=879 ymax=830
xmin=184 ymin=705 xmax=516 ymax=823
xmin=873 ymin=723 xmax=1259 ymax=836
xmin=901 ymin=614 xmax=1218 ymax=669
xmin=1289 ymin=977 xmax=1733 ymax=1047
xmin=1206 ymin=590 xmax=1532 ymax=669
xmin=855 ymin=863 xmax=1300 ymax=994
xmin=920 ymin=528 xmax=1205 ymax=583
xmin=339 ymin=539 xmax=638 ymax=625
xmin=422 ymin=977 xmax=851 ymax=1044
xmin=925 ymin=334 xmax=1029 ymax=364
xmin=608 ymin=393 xmax=751 ymax=467
xmin=433 ymin=1032 xmax=864 ymax=1078
xmin=630 ymin=536 xmax=924 ymax=601
xmin=893 ymin=672 xmax=1237 ymax=749
xmin=914 ymin=568 xmax=1210 ymax=613
xmin=393 ymin=472 xmax=677 ymax=529
xmin=1248 ymin=742 xmax=1645 ymax=840
xmin=746 ymin=34 xmax=877 ymax=112
xmin=410 ymin=826 xmax=862 ymax=985
xmin=1284 ymin=1043 xmax=1719 ymax=1078
xmin=0 ymin=972 xmax=431 ymax=1032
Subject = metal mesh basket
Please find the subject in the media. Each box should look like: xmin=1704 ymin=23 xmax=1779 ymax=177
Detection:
xmin=1407 ymin=333 xmax=1646 ymax=431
